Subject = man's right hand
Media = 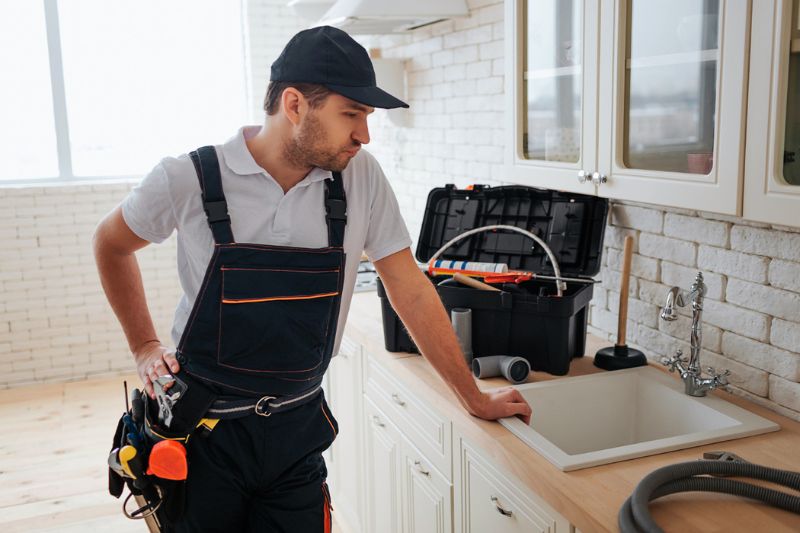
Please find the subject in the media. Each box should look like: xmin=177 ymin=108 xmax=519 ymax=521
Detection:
xmin=134 ymin=340 xmax=181 ymax=399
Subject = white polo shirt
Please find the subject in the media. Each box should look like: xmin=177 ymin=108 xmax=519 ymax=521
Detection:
xmin=122 ymin=125 xmax=412 ymax=356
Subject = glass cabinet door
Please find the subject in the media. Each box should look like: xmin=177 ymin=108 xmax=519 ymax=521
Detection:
xmin=623 ymin=0 xmax=719 ymax=174
xmin=744 ymin=0 xmax=800 ymax=226
xmin=782 ymin=0 xmax=800 ymax=186
xmin=522 ymin=0 xmax=583 ymax=164
xmin=597 ymin=0 xmax=749 ymax=213
xmin=505 ymin=0 xmax=599 ymax=194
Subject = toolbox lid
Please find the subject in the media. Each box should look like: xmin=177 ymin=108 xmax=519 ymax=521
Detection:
xmin=415 ymin=185 xmax=609 ymax=277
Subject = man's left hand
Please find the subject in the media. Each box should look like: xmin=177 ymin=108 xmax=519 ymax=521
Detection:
xmin=467 ymin=387 xmax=532 ymax=425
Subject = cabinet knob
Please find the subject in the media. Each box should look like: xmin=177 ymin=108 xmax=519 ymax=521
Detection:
xmin=371 ymin=415 xmax=385 ymax=427
xmin=391 ymin=393 xmax=406 ymax=406
xmin=490 ymin=496 xmax=513 ymax=517
xmin=414 ymin=460 xmax=430 ymax=477
xmin=577 ymin=169 xmax=590 ymax=184
xmin=339 ymin=351 xmax=349 ymax=359
xmin=591 ymin=171 xmax=608 ymax=186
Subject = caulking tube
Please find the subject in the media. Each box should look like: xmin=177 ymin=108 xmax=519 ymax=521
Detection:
xmin=428 ymin=260 xmax=508 ymax=276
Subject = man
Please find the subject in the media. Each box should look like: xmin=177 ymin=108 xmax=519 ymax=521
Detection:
xmin=94 ymin=26 xmax=531 ymax=532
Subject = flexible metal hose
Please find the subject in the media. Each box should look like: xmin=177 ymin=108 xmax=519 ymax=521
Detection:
xmin=427 ymin=224 xmax=566 ymax=297
xmin=619 ymin=459 xmax=800 ymax=533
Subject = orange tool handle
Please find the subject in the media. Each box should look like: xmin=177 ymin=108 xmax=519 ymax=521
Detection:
xmin=483 ymin=273 xmax=532 ymax=284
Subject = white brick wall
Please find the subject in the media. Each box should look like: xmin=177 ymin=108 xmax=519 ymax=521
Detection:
xmin=595 ymin=212 xmax=800 ymax=421
xmin=0 ymin=184 xmax=181 ymax=387
xmin=2 ymin=0 xmax=799 ymax=424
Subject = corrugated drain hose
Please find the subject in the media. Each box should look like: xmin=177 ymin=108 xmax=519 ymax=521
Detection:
xmin=619 ymin=457 xmax=800 ymax=533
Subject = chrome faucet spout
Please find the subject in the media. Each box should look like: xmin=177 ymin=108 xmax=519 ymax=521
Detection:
xmin=660 ymin=286 xmax=683 ymax=321
xmin=659 ymin=272 xmax=725 ymax=397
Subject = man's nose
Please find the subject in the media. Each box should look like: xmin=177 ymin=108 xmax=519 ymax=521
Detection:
xmin=353 ymin=118 xmax=370 ymax=145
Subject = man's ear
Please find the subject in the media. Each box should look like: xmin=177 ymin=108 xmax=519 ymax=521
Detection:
xmin=281 ymin=87 xmax=307 ymax=127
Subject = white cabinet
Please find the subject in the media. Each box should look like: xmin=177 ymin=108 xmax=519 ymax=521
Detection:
xmin=357 ymin=352 xmax=576 ymax=533
xmin=363 ymin=396 xmax=404 ymax=533
xmin=505 ymin=0 xmax=751 ymax=215
xmin=401 ymin=439 xmax=453 ymax=533
xmin=743 ymin=0 xmax=800 ymax=226
xmin=326 ymin=336 xmax=365 ymax=533
xmin=503 ymin=0 xmax=600 ymax=196
xmin=454 ymin=434 xmax=573 ymax=533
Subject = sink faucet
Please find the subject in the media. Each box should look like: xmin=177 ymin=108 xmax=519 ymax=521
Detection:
xmin=660 ymin=272 xmax=730 ymax=397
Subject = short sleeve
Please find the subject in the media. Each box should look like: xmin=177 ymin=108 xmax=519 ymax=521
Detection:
xmin=363 ymin=161 xmax=413 ymax=262
xmin=121 ymin=162 xmax=177 ymax=243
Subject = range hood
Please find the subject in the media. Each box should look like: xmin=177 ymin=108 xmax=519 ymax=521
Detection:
xmin=315 ymin=0 xmax=469 ymax=34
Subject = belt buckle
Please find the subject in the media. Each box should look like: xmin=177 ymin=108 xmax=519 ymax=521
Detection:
xmin=255 ymin=396 xmax=276 ymax=417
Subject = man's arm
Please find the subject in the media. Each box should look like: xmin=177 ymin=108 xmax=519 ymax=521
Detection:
xmin=92 ymin=206 xmax=179 ymax=398
xmin=374 ymin=248 xmax=532 ymax=424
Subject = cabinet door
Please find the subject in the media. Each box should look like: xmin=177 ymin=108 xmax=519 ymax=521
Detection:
xmin=401 ymin=440 xmax=453 ymax=533
xmin=454 ymin=436 xmax=573 ymax=533
xmin=596 ymin=0 xmax=749 ymax=213
xmin=504 ymin=0 xmax=600 ymax=195
xmin=363 ymin=397 xmax=403 ymax=533
xmin=327 ymin=336 xmax=364 ymax=533
xmin=744 ymin=0 xmax=800 ymax=226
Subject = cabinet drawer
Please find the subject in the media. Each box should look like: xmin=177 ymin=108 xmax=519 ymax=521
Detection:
xmin=456 ymin=437 xmax=572 ymax=533
xmin=364 ymin=354 xmax=452 ymax=481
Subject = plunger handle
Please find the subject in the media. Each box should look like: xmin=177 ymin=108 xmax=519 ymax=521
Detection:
xmin=617 ymin=235 xmax=634 ymax=346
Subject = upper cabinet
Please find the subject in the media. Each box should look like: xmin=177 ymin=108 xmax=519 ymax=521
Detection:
xmin=505 ymin=0 xmax=779 ymax=219
xmin=744 ymin=0 xmax=800 ymax=225
xmin=504 ymin=0 xmax=600 ymax=196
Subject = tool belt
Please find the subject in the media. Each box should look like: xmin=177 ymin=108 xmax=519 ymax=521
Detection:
xmin=107 ymin=372 xmax=323 ymax=529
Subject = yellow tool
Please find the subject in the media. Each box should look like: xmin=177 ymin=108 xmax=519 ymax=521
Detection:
xmin=119 ymin=445 xmax=138 ymax=479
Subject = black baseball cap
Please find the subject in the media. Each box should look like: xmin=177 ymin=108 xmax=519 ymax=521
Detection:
xmin=270 ymin=26 xmax=409 ymax=110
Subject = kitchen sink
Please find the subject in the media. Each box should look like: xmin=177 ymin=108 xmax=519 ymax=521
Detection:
xmin=497 ymin=365 xmax=780 ymax=471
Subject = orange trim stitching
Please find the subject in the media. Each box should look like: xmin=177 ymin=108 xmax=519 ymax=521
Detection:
xmin=222 ymin=292 xmax=339 ymax=304
xmin=322 ymin=484 xmax=332 ymax=533
xmin=321 ymin=403 xmax=337 ymax=437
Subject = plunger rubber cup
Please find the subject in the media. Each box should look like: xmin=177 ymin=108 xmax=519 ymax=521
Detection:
xmin=594 ymin=344 xmax=647 ymax=370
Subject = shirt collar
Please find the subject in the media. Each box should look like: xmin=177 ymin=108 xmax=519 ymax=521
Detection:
xmin=221 ymin=126 xmax=333 ymax=186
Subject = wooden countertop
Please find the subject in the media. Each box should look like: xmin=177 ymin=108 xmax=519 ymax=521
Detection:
xmin=345 ymin=292 xmax=800 ymax=532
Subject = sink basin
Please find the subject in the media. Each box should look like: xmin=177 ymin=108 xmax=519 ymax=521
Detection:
xmin=497 ymin=365 xmax=780 ymax=471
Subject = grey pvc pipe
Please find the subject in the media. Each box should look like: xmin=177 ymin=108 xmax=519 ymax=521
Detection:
xmin=472 ymin=355 xmax=530 ymax=384
xmin=618 ymin=459 xmax=800 ymax=533
xmin=451 ymin=308 xmax=473 ymax=364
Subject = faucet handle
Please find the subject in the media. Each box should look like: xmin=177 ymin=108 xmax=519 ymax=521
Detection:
xmin=707 ymin=367 xmax=731 ymax=387
xmin=661 ymin=350 xmax=686 ymax=373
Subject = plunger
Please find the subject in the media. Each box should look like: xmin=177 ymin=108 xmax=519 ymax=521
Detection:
xmin=594 ymin=235 xmax=647 ymax=370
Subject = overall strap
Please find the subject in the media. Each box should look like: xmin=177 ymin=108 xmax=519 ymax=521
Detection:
xmin=325 ymin=171 xmax=347 ymax=248
xmin=189 ymin=146 xmax=234 ymax=244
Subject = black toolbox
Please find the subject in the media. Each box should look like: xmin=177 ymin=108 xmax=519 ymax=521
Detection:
xmin=376 ymin=184 xmax=608 ymax=375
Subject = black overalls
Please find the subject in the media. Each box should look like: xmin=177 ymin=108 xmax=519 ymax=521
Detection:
xmin=166 ymin=146 xmax=345 ymax=532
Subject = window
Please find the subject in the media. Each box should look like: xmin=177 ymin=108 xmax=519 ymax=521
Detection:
xmin=0 ymin=0 xmax=250 ymax=182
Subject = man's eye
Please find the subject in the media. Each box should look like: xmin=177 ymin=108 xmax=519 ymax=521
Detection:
xmin=345 ymin=112 xmax=358 ymax=118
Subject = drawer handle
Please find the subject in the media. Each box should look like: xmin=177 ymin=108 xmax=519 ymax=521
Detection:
xmin=491 ymin=496 xmax=513 ymax=517
xmin=391 ymin=393 xmax=406 ymax=406
xmin=339 ymin=351 xmax=349 ymax=359
xmin=372 ymin=415 xmax=385 ymax=427
xmin=414 ymin=460 xmax=430 ymax=477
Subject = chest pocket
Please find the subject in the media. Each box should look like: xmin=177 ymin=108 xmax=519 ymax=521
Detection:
xmin=218 ymin=267 xmax=341 ymax=375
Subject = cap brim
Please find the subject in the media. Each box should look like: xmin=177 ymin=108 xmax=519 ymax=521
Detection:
xmin=325 ymin=84 xmax=409 ymax=109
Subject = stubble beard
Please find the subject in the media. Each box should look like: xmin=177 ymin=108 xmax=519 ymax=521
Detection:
xmin=283 ymin=112 xmax=351 ymax=173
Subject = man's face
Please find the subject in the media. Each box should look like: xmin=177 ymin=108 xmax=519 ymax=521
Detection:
xmin=284 ymin=93 xmax=374 ymax=172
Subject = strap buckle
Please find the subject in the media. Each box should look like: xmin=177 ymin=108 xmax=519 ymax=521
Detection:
xmin=325 ymin=198 xmax=347 ymax=222
xmin=204 ymin=200 xmax=230 ymax=224
xmin=254 ymin=395 xmax=276 ymax=417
